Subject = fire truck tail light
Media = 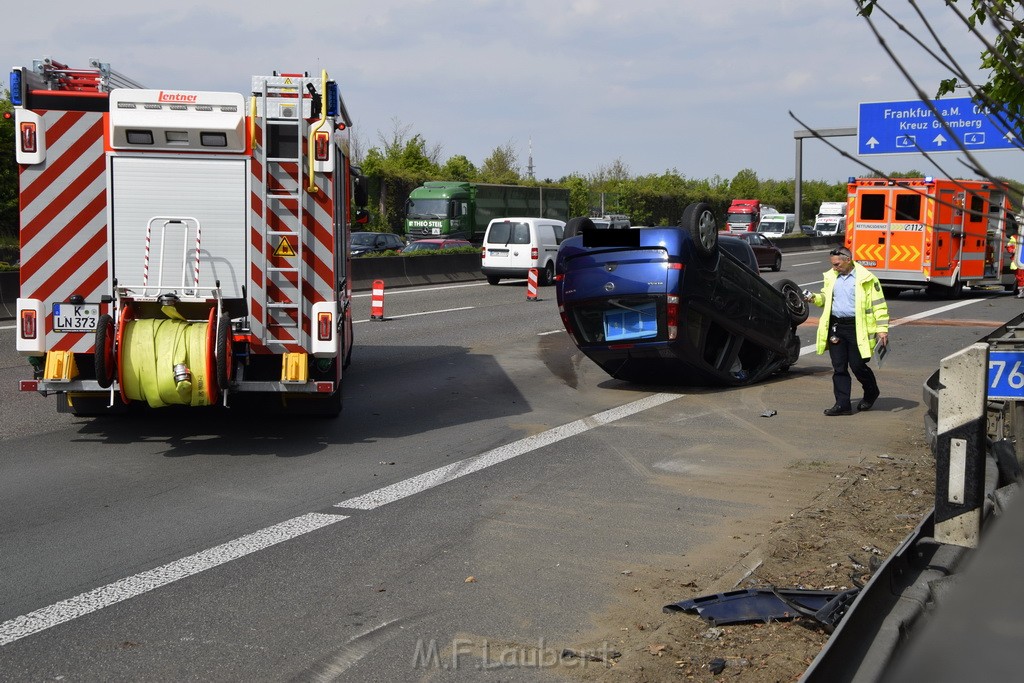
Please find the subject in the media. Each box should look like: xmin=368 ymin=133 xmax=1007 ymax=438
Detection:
xmin=317 ymin=312 xmax=332 ymax=341
xmin=310 ymin=301 xmax=338 ymax=357
xmin=20 ymin=309 xmax=37 ymax=339
xmin=19 ymin=122 xmax=37 ymax=153
xmin=314 ymin=131 xmax=330 ymax=161
xmin=15 ymin=299 xmax=45 ymax=354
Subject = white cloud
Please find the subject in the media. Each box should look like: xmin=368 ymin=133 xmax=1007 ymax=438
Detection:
xmin=3 ymin=0 xmax=1019 ymax=182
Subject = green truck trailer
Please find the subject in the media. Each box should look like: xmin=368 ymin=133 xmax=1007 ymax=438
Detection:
xmin=404 ymin=182 xmax=569 ymax=242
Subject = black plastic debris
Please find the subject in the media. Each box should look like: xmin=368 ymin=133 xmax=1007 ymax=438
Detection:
xmin=664 ymin=586 xmax=860 ymax=629
xmin=709 ymin=657 xmax=727 ymax=675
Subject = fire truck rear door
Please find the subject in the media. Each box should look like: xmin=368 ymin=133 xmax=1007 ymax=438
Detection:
xmin=110 ymin=156 xmax=248 ymax=297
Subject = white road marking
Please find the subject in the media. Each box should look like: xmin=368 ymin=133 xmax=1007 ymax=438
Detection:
xmin=353 ymin=306 xmax=474 ymax=324
xmin=335 ymin=392 xmax=682 ymax=510
xmin=352 ymin=282 xmax=491 ymax=298
xmin=0 ymin=393 xmax=681 ymax=647
xmin=537 ymin=329 xmax=563 ymax=336
xmin=0 ymin=512 xmax=347 ymax=647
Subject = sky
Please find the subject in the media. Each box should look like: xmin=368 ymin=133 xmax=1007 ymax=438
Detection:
xmin=4 ymin=0 xmax=1020 ymax=184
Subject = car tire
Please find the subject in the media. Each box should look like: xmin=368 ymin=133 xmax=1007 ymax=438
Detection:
xmin=772 ymin=254 xmax=782 ymax=272
xmin=563 ymin=216 xmax=596 ymax=240
xmin=775 ymin=278 xmax=810 ymax=325
xmin=487 ymin=276 xmax=501 ymax=285
xmin=541 ymin=262 xmax=554 ymax=286
xmin=681 ymin=202 xmax=718 ymax=258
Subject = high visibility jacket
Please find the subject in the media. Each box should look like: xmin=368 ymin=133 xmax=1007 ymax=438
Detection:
xmin=810 ymin=262 xmax=890 ymax=358
xmin=1010 ymin=234 xmax=1019 ymax=270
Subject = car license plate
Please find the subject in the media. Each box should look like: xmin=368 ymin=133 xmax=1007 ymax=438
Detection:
xmin=603 ymin=302 xmax=658 ymax=342
xmin=52 ymin=303 xmax=100 ymax=333
xmin=490 ymin=250 xmax=508 ymax=257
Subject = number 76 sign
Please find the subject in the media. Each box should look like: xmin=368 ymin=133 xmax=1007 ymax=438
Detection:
xmin=988 ymin=351 xmax=1024 ymax=400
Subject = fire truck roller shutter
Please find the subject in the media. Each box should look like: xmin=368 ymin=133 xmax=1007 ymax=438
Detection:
xmin=110 ymin=157 xmax=248 ymax=299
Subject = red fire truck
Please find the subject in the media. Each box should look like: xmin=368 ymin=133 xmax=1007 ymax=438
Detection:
xmin=844 ymin=177 xmax=1017 ymax=298
xmin=10 ymin=57 xmax=367 ymax=415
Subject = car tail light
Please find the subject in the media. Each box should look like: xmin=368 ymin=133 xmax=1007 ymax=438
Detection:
xmin=666 ymin=295 xmax=679 ymax=341
xmin=553 ymin=273 xmax=564 ymax=282
xmin=481 ymin=247 xmax=486 ymax=259
xmin=531 ymin=247 xmax=538 ymax=260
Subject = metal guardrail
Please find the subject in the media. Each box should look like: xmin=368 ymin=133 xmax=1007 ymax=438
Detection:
xmin=802 ymin=312 xmax=1024 ymax=682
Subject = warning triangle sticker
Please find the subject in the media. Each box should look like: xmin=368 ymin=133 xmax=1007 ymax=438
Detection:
xmin=274 ymin=236 xmax=297 ymax=257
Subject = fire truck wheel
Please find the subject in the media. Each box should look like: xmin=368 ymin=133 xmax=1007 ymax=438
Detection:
xmin=681 ymin=202 xmax=718 ymax=258
xmin=215 ymin=317 xmax=232 ymax=390
xmin=775 ymin=278 xmax=810 ymax=325
xmin=94 ymin=314 xmax=116 ymax=388
xmin=563 ymin=216 xmax=596 ymax=240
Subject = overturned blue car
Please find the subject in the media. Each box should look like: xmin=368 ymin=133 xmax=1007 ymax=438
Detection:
xmin=554 ymin=203 xmax=808 ymax=386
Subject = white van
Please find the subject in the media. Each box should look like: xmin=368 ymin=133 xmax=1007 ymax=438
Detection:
xmin=756 ymin=213 xmax=797 ymax=239
xmin=481 ymin=217 xmax=567 ymax=286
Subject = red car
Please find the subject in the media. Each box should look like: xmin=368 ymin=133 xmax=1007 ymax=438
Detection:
xmin=401 ymin=238 xmax=472 ymax=253
xmin=718 ymin=231 xmax=782 ymax=271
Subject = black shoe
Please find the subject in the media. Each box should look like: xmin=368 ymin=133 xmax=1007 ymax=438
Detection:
xmin=824 ymin=404 xmax=853 ymax=416
xmin=858 ymin=392 xmax=880 ymax=411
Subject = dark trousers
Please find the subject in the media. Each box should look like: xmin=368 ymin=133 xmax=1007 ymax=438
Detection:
xmin=828 ymin=320 xmax=878 ymax=409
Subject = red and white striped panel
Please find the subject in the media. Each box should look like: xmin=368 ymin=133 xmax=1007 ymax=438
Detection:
xmin=19 ymin=110 xmax=109 ymax=353
xmin=248 ymin=123 xmax=337 ymax=355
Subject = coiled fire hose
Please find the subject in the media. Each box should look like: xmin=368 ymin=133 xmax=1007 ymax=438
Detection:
xmin=120 ymin=318 xmax=213 ymax=408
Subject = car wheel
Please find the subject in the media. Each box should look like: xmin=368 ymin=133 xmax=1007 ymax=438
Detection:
xmin=541 ymin=262 xmax=554 ymax=286
xmin=487 ymin=276 xmax=501 ymax=285
xmin=775 ymin=278 xmax=810 ymax=325
xmin=681 ymin=202 xmax=718 ymax=258
xmin=772 ymin=254 xmax=782 ymax=272
xmin=563 ymin=216 xmax=596 ymax=240
xmin=94 ymin=314 xmax=116 ymax=388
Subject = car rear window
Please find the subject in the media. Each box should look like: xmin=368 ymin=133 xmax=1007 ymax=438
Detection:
xmin=487 ymin=222 xmax=530 ymax=245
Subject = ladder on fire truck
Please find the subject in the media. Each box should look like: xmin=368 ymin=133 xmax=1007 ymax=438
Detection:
xmin=253 ymin=73 xmax=312 ymax=333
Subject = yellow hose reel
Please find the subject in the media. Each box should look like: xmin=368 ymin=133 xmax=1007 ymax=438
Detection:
xmin=95 ymin=307 xmax=231 ymax=408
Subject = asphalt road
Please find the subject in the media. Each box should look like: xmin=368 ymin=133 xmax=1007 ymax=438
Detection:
xmin=0 ymin=250 xmax=1018 ymax=681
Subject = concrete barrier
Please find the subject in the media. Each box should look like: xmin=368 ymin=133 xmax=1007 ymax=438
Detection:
xmin=0 ymin=271 xmax=17 ymax=321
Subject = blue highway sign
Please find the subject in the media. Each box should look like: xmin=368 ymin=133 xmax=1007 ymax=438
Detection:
xmin=988 ymin=350 xmax=1024 ymax=400
xmin=859 ymin=97 xmax=1019 ymax=155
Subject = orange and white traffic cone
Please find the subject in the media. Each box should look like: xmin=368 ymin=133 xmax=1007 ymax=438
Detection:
xmin=526 ymin=268 xmax=539 ymax=301
xmin=371 ymin=279 xmax=385 ymax=319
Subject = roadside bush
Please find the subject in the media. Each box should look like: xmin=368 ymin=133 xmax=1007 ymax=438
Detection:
xmin=402 ymin=246 xmax=479 ymax=257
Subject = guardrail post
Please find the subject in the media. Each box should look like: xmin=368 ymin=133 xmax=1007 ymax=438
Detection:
xmin=934 ymin=342 xmax=988 ymax=548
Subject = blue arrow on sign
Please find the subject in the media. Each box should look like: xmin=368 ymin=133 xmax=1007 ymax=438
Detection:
xmin=858 ymin=97 xmax=1020 ymax=155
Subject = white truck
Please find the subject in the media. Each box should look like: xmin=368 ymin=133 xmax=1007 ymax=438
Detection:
xmin=813 ymin=201 xmax=847 ymax=237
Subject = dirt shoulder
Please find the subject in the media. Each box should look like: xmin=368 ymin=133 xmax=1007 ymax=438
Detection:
xmin=561 ymin=370 xmax=936 ymax=682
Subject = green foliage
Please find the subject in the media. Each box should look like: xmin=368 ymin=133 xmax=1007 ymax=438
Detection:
xmin=1 ymin=88 xmax=16 ymax=240
xmin=478 ymin=141 xmax=521 ymax=184
xmin=440 ymin=154 xmax=477 ymax=181
xmin=401 ymin=246 xmax=479 ymax=257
